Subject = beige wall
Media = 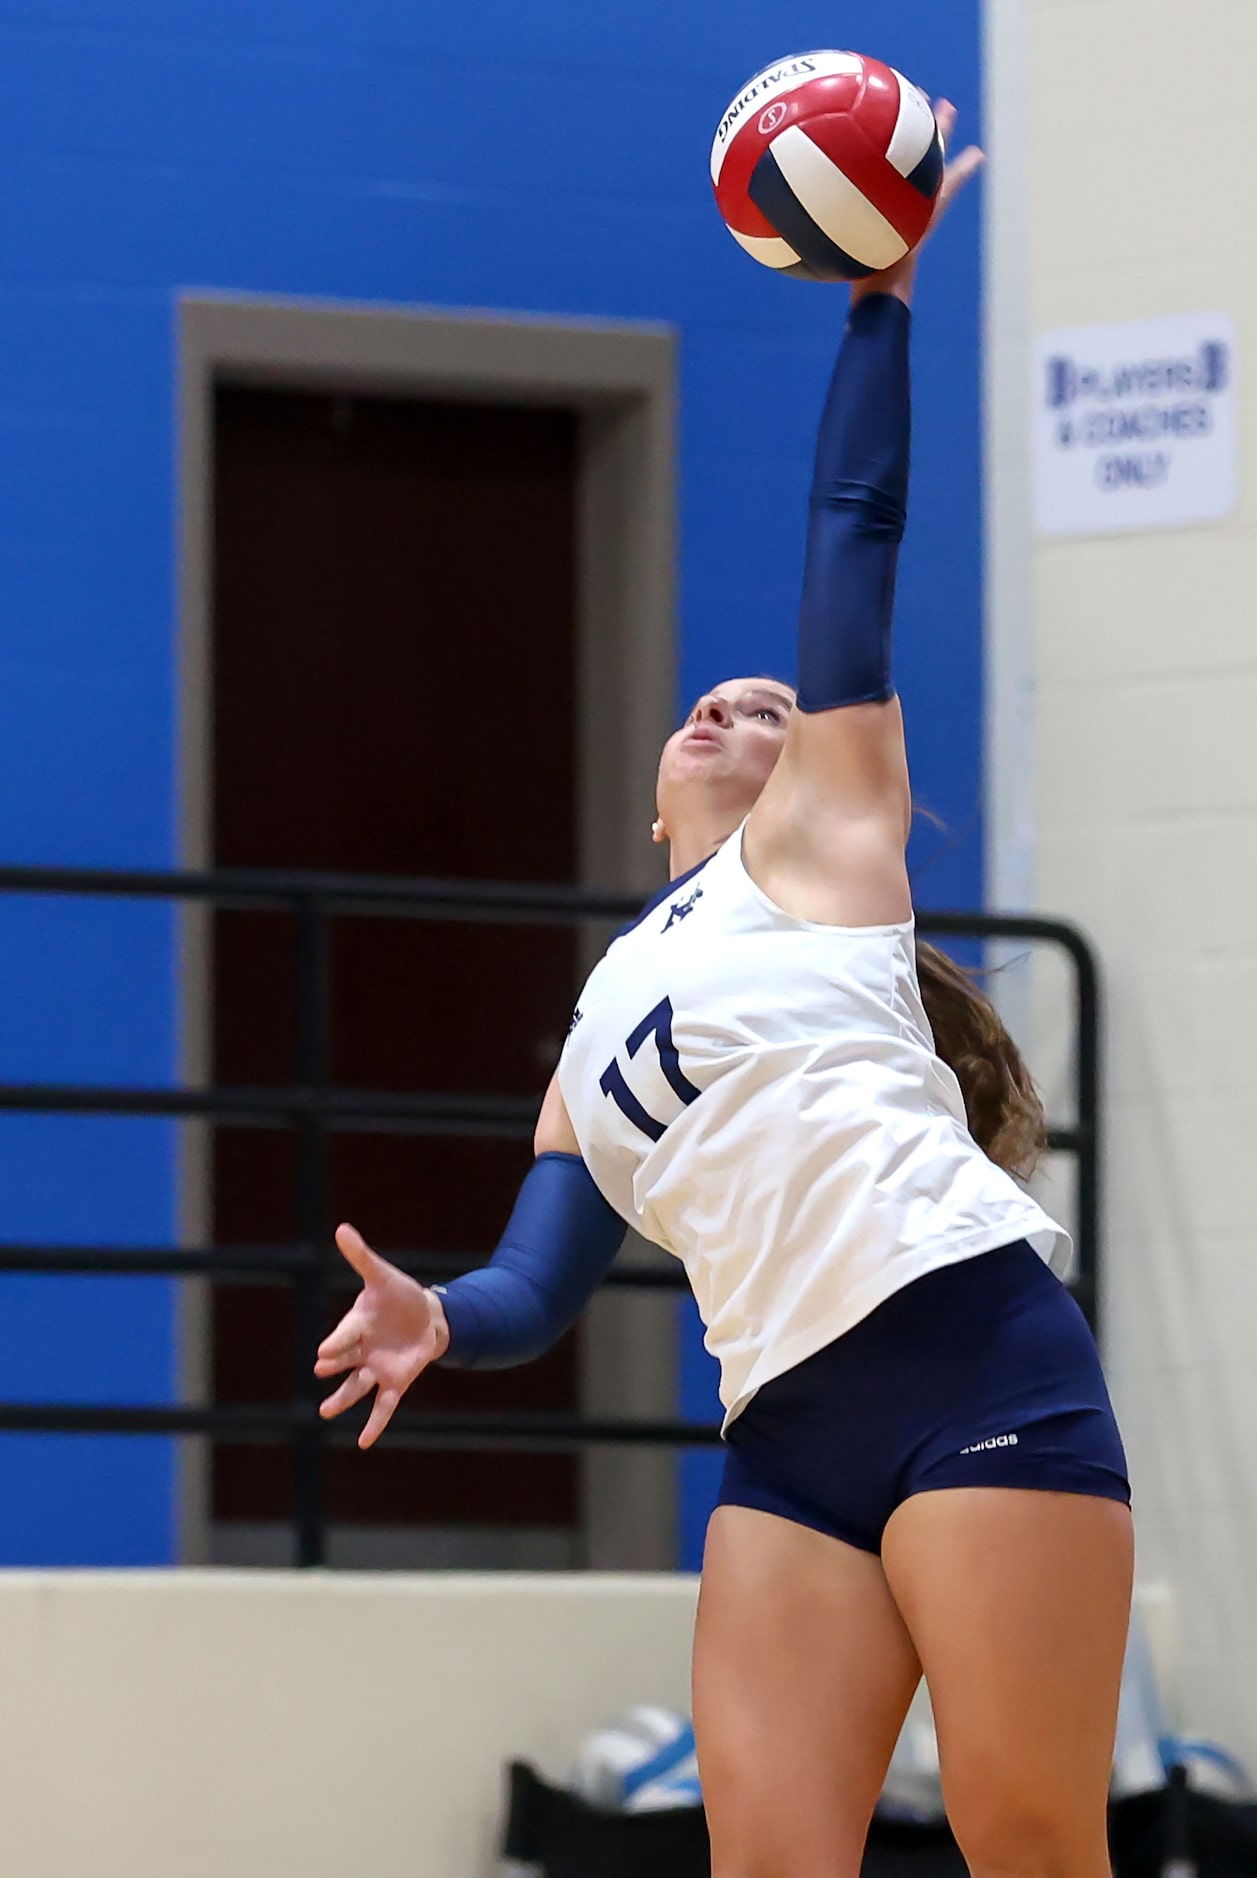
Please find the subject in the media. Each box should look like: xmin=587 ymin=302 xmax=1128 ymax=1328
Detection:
xmin=989 ymin=0 xmax=1257 ymax=1759
xmin=0 ymin=1571 xmax=698 ymax=1878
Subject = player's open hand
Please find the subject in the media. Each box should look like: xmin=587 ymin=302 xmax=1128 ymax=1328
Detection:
xmin=314 ymin=1223 xmax=449 ymax=1448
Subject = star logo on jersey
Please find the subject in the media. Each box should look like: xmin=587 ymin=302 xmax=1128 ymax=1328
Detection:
xmin=662 ymin=887 xmax=703 ymax=932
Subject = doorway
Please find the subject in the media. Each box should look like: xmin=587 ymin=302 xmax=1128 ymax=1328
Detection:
xmin=211 ymin=385 xmax=581 ymax=1545
xmin=179 ymin=296 xmax=677 ymax=1568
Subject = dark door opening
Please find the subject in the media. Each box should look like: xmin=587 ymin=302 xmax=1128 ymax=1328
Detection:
xmin=209 ymin=387 xmax=581 ymax=1554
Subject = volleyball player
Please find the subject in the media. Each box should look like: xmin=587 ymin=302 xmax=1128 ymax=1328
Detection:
xmin=316 ymin=105 xmax=1132 ymax=1878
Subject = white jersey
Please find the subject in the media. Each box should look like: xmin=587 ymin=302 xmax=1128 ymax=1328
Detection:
xmin=558 ymin=825 xmax=1069 ymax=1428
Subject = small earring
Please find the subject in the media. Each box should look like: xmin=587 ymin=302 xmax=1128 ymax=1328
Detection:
xmin=651 ymin=819 xmax=668 ymax=843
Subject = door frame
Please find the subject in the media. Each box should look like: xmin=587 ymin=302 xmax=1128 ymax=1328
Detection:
xmin=177 ymin=291 xmax=678 ymax=1567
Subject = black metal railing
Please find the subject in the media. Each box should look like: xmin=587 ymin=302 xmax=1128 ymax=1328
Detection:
xmin=0 ymin=864 xmax=1100 ymax=1565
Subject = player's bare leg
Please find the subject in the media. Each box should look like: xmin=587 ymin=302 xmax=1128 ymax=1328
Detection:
xmin=882 ymin=1488 xmax=1133 ymax=1878
xmin=693 ymin=1505 xmax=922 ymax=1878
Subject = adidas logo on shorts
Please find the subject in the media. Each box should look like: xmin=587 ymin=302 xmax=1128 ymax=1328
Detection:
xmin=959 ymin=1433 xmax=1019 ymax=1454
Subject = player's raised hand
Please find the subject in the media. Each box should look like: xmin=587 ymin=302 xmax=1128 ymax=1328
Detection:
xmin=852 ymin=99 xmax=983 ymax=307
xmin=314 ymin=1223 xmax=450 ymax=1448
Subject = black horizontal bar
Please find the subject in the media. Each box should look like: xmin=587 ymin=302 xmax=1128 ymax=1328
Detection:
xmin=0 ymin=1402 xmax=723 ymax=1449
xmin=0 ymin=1082 xmax=538 ymax=1138
xmin=370 ymin=1415 xmax=725 ymax=1452
xmin=0 ymin=1244 xmax=1091 ymax=1318
xmin=330 ymin=1253 xmax=690 ymax=1291
xmin=0 ymin=863 xmax=643 ymax=926
xmin=0 ymin=1243 xmax=691 ymax=1288
xmin=0 ymin=1083 xmax=1087 ymax=1154
xmin=0 ymin=862 xmax=1094 ymax=960
xmin=0 ymin=1243 xmax=316 ymax=1277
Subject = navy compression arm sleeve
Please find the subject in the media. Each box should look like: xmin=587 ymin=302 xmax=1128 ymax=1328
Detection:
xmin=435 ymin=1152 xmax=626 ymax=1370
xmin=795 ymin=293 xmax=912 ymax=713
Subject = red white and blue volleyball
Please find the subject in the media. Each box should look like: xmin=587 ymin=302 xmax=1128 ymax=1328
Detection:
xmin=710 ymin=52 xmax=945 ymax=282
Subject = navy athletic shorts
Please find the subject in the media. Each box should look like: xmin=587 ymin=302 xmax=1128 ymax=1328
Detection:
xmin=716 ymin=1240 xmax=1130 ymax=1554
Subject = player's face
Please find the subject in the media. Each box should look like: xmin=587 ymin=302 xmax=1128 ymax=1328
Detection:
xmin=656 ymin=677 xmax=795 ymax=822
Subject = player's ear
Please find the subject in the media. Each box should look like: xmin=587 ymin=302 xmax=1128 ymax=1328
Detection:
xmin=652 ymin=819 xmax=669 ymax=844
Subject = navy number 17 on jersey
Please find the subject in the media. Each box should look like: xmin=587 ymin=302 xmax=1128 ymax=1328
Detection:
xmin=599 ymin=996 xmax=702 ymax=1142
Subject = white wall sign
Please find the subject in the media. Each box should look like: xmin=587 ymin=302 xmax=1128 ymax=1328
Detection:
xmin=1033 ymin=311 xmax=1237 ymax=538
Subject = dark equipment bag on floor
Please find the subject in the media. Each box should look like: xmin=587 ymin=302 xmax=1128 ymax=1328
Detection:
xmin=503 ymin=1762 xmax=710 ymax=1878
xmin=503 ymin=1762 xmax=969 ymax=1877
xmin=1110 ymin=1785 xmax=1257 ymax=1877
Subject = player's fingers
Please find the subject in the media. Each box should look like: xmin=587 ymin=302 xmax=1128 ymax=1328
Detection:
xmin=313 ymin=1347 xmax=359 ymax=1378
xmin=937 ymin=145 xmax=985 ymax=218
xmin=359 ymin=1385 xmax=401 ymax=1450
xmin=334 ymin=1221 xmax=381 ymax=1282
xmin=933 ymin=97 xmax=957 ymax=143
xmin=947 ymin=144 xmax=986 ymax=190
xmin=316 ymin=1310 xmax=366 ymax=1365
xmin=318 ymin=1367 xmax=374 ymax=1421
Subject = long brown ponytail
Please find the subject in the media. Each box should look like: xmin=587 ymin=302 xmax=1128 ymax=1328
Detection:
xmin=915 ymin=940 xmax=1047 ymax=1180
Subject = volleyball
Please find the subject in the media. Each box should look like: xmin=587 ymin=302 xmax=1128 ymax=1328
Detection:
xmin=710 ymin=51 xmax=945 ymax=281
xmin=569 ymin=1706 xmax=703 ymax=1813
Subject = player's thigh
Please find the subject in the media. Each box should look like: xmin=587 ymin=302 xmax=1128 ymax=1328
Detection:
xmin=882 ymin=1488 xmax=1133 ymax=1877
xmin=694 ymin=1504 xmax=922 ymax=1878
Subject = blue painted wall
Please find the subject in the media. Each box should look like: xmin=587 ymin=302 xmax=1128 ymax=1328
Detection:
xmin=0 ymin=0 xmax=983 ymax=1564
